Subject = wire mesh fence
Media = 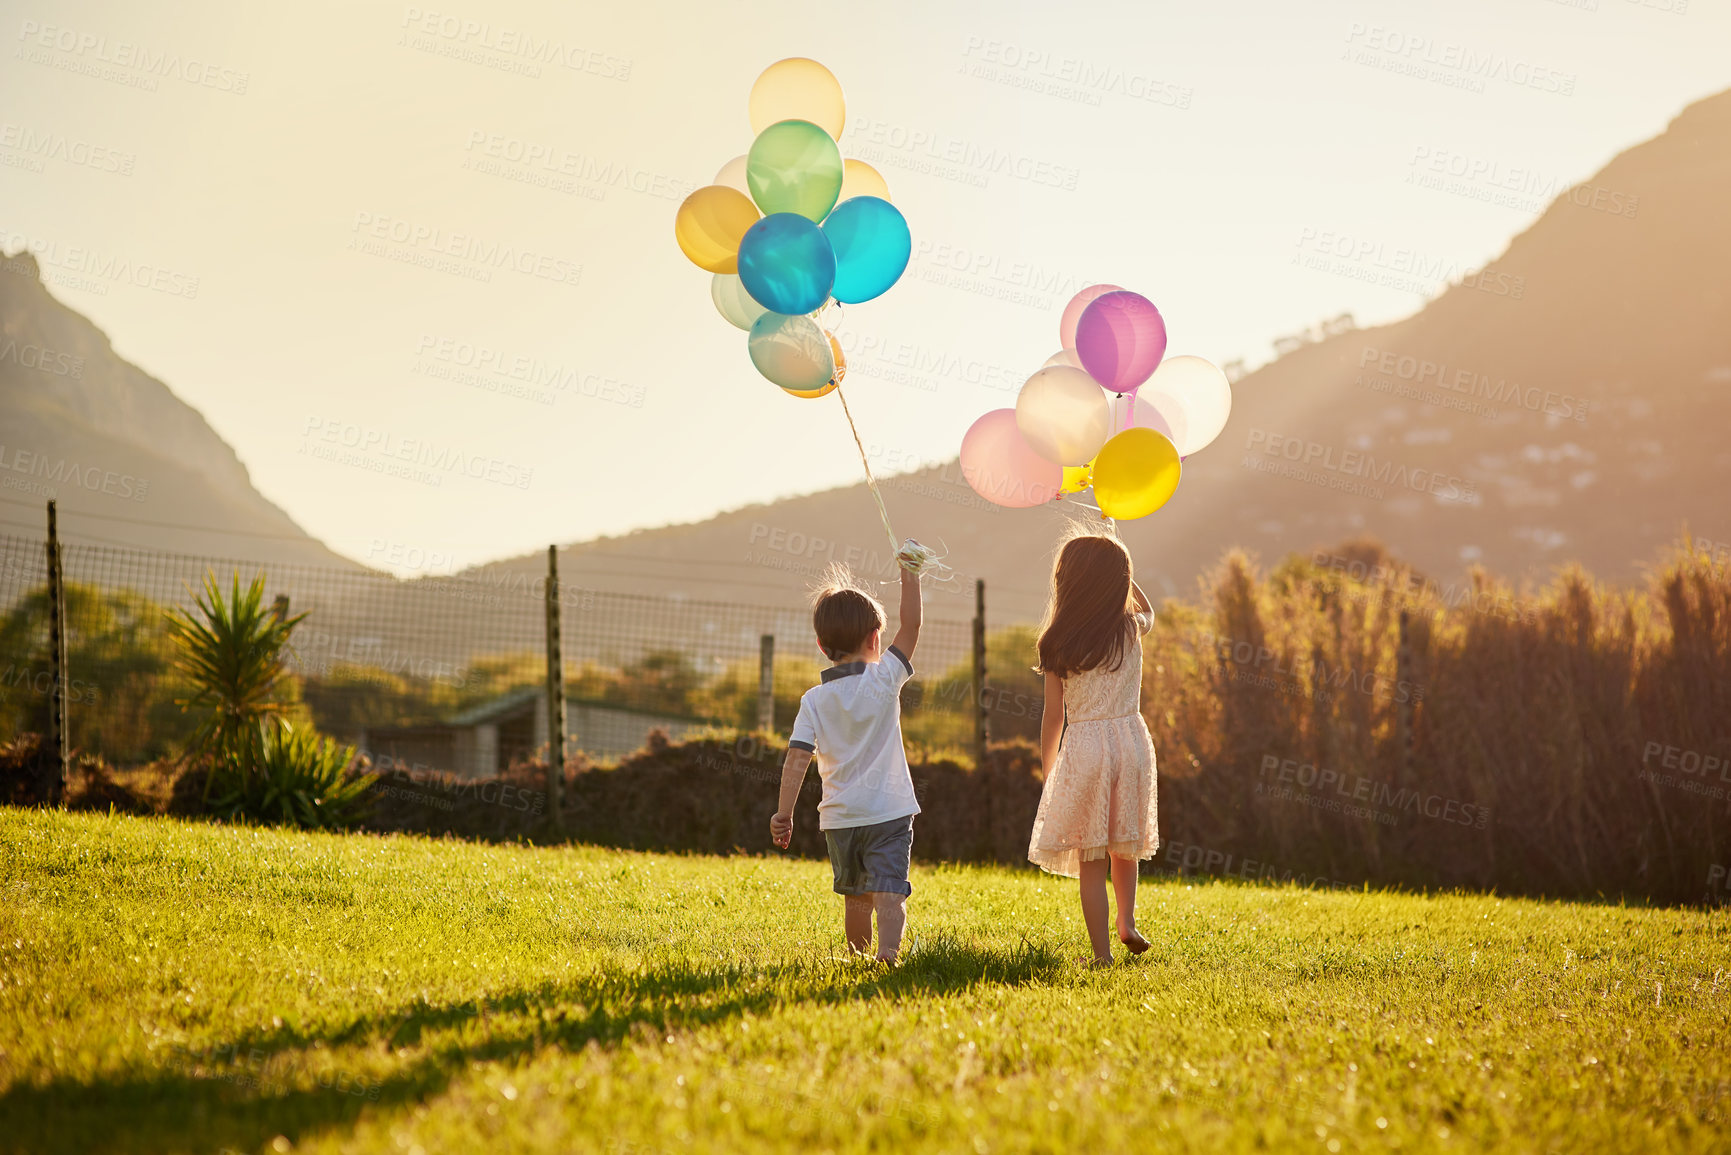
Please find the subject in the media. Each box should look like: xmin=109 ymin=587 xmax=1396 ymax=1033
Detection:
xmin=0 ymin=526 xmax=985 ymax=778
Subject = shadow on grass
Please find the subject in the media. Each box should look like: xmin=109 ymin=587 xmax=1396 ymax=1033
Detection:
xmin=0 ymin=939 xmax=1066 ymax=1154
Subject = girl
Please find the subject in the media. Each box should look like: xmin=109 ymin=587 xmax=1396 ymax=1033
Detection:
xmin=1027 ymin=530 xmax=1159 ymax=966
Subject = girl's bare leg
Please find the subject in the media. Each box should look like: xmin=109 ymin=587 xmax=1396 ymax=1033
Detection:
xmin=871 ymin=892 xmax=906 ymax=963
xmin=1111 ymin=855 xmax=1150 ymax=953
xmin=844 ymin=894 xmax=874 ymax=954
xmin=1079 ymin=857 xmax=1113 ymax=964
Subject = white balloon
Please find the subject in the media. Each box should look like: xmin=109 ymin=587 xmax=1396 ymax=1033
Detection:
xmin=748 ymin=313 xmax=835 ymax=391
xmin=714 ymin=155 xmax=751 ymax=195
xmin=711 ymin=274 xmax=770 ymax=331
xmin=1143 ymin=355 xmax=1232 ymax=455
xmin=1015 ymin=366 xmax=1112 ymax=466
xmin=1041 ymin=348 xmax=1084 ymax=371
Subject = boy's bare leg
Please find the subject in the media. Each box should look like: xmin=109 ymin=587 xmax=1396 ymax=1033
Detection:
xmin=871 ymin=892 xmax=906 ymax=963
xmin=1079 ymin=858 xmax=1113 ymax=965
xmin=844 ymin=894 xmax=874 ymax=954
xmin=1110 ymin=855 xmax=1150 ymax=953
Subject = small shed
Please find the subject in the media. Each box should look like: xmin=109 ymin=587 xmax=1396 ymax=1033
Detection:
xmin=359 ymin=687 xmax=704 ymax=778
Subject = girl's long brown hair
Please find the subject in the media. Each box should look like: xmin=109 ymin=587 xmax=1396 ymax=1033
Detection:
xmin=1036 ymin=531 xmax=1137 ymax=678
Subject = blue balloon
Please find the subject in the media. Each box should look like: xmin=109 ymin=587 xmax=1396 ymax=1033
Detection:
xmin=821 ymin=196 xmax=911 ymax=304
xmin=737 ymin=213 xmax=836 ymax=316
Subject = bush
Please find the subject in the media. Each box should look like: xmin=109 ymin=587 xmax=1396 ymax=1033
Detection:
xmin=166 ymin=571 xmax=307 ymax=803
xmin=0 ymin=732 xmax=57 ymax=806
xmin=205 ymin=722 xmax=374 ymax=829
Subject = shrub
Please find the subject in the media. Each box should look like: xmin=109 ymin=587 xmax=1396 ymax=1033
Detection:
xmin=205 ymin=721 xmax=374 ymax=829
xmin=165 ymin=571 xmax=306 ymax=803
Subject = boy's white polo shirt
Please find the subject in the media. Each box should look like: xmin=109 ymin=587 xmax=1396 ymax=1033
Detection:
xmin=789 ymin=645 xmax=921 ymax=830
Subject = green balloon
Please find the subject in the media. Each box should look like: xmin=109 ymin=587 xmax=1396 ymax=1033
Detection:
xmin=746 ymin=119 xmax=844 ymax=223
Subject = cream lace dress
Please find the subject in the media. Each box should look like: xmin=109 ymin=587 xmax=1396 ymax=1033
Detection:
xmin=1027 ymin=612 xmax=1159 ymax=877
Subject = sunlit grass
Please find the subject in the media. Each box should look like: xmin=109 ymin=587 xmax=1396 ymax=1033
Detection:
xmin=0 ymin=809 xmax=1726 ymax=1154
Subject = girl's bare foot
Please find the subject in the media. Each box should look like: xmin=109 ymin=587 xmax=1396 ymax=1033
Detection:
xmin=1119 ymin=928 xmax=1150 ymax=955
xmin=1078 ymin=955 xmax=1113 ymax=969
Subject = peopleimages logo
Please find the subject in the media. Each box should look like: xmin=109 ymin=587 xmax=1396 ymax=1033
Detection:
xmin=15 ymin=18 xmax=251 ymax=93
xmin=846 ymin=117 xmax=1081 ymax=191
xmin=1358 ymin=347 xmax=1587 ymax=422
xmin=1295 ymin=227 xmax=1525 ymax=300
xmin=348 ymin=212 xmax=583 ymax=288
xmin=300 ymin=417 xmax=534 ymax=490
xmin=0 ymin=122 xmax=136 ymax=175
xmin=958 ymin=36 xmax=1194 ymax=110
xmin=398 ymin=7 xmax=631 ymax=80
xmin=1244 ymin=428 xmax=1478 ymax=504
xmin=1258 ymin=755 xmax=1490 ymax=829
xmin=1342 ymin=22 xmax=1576 ymax=96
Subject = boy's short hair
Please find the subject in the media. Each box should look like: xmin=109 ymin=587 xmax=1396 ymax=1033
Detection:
xmin=810 ymin=565 xmax=885 ymax=661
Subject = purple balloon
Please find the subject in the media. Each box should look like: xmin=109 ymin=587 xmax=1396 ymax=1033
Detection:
xmin=1075 ymin=291 xmax=1167 ymax=394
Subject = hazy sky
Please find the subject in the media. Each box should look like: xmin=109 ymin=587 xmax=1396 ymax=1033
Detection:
xmin=3 ymin=0 xmax=1726 ymax=574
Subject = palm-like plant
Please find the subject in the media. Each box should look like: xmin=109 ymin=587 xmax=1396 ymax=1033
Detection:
xmin=166 ymin=572 xmax=305 ymax=803
xmin=232 ymin=721 xmax=374 ymax=829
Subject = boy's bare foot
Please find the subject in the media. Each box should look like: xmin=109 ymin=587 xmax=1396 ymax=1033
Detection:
xmin=1079 ymin=955 xmax=1113 ymax=969
xmin=874 ymin=954 xmax=899 ymax=967
xmin=1119 ymin=929 xmax=1151 ymax=955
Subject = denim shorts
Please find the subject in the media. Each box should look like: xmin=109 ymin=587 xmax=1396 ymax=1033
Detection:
xmin=824 ymin=814 xmax=914 ymax=897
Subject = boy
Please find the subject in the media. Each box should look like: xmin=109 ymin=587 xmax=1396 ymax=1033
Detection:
xmin=770 ymin=556 xmax=923 ymax=964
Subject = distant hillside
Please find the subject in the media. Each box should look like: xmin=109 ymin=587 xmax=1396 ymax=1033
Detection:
xmin=0 ymin=252 xmax=356 ymax=568
xmin=5 ymin=88 xmax=1726 ymax=625
xmin=467 ymin=86 xmax=1731 ymax=623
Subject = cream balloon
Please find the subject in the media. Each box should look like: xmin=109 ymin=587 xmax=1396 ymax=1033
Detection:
xmin=714 ymin=155 xmax=751 ymax=196
xmin=711 ymin=274 xmax=770 ymax=331
xmin=838 ymin=158 xmax=890 ymax=203
xmin=1142 ymin=355 xmax=1232 ymax=455
xmin=747 ymin=313 xmax=835 ymax=391
xmin=749 ymin=58 xmax=846 ymax=139
xmin=1015 ymin=366 xmax=1113 ymax=466
xmin=1041 ymin=348 xmax=1084 ymax=371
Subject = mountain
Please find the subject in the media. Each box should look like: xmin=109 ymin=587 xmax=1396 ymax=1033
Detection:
xmin=470 ymin=86 xmax=1731 ymax=624
xmin=5 ymin=88 xmax=1726 ymax=626
xmin=0 ymin=252 xmax=356 ymax=569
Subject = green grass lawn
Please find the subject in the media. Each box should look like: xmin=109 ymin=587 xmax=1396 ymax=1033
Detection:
xmin=0 ymin=810 xmax=1726 ymax=1154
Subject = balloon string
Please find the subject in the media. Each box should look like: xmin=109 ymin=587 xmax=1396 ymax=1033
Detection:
xmin=833 ymin=382 xmax=901 ymax=563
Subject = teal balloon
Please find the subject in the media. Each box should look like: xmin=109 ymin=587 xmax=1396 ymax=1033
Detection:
xmin=746 ymin=119 xmax=844 ymax=222
xmin=737 ymin=213 xmax=836 ymax=316
xmin=821 ymin=196 xmax=911 ymax=304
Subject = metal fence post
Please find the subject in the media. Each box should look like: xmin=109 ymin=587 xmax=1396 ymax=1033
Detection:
xmin=972 ymin=578 xmax=988 ymax=769
xmin=1397 ymin=608 xmax=1413 ymax=786
xmin=44 ymin=501 xmax=69 ymax=803
xmin=756 ymin=634 xmax=775 ymax=733
xmin=543 ymin=546 xmax=565 ymax=830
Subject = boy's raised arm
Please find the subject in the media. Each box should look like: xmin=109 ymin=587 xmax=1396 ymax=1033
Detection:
xmin=888 ymin=563 xmax=923 ymax=663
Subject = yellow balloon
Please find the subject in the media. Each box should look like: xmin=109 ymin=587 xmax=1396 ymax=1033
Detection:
xmin=1092 ymin=427 xmax=1181 ymax=520
xmin=784 ymin=332 xmax=845 ymax=398
xmin=674 ymin=185 xmax=760 ymax=273
xmin=1061 ymin=458 xmax=1095 ymax=495
xmin=839 ymin=158 xmax=890 ymax=203
xmin=750 ymin=57 xmax=846 ymax=140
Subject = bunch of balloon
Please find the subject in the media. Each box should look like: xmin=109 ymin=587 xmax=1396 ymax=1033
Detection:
xmin=673 ymin=58 xmax=912 ymax=398
xmin=959 ymin=284 xmax=1234 ymax=520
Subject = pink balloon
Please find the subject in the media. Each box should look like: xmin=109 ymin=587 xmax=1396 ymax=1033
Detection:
xmin=1059 ymin=283 xmax=1123 ymax=351
xmin=960 ymin=409 xmax=1063 ymax=508
xmin=1075 ymin=291 xmax=1167 ymax=394
xmin=1110 ymin=392 xmax=1179 ymax=445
